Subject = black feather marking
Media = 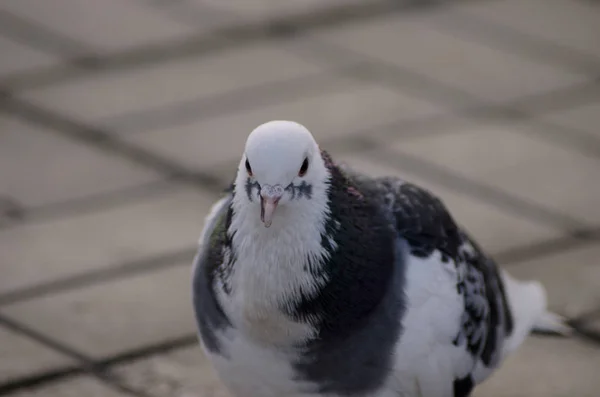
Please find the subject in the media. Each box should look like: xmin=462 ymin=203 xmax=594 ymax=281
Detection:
xmin=453 ymin=375 xmax=474 ymax=397
xmin=245 ymin=178 xmax=260 ymax=202
xmin=285 ymin=181 xmax=313 ymax=200
xmin=290 ymin=151 xmax=405 ymax=395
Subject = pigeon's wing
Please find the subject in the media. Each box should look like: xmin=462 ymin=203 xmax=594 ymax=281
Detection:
xmin=368 ymin=176 xmax=515 ymax=397
xmin=192 ymin=193 xmax=233 ymax=354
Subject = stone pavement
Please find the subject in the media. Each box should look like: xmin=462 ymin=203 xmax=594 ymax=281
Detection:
xmin=0 ymin=0 xmax=599 ymax=396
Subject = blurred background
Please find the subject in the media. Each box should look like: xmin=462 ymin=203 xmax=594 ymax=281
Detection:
xmin=0 ymin=0 xmax=599 ymax=396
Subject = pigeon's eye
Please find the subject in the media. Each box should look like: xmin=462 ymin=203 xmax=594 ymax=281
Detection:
xmin=298 ymin=158 xmax=309 ymax=177
xmin=245 ymin=159 xmax=253 ymax=176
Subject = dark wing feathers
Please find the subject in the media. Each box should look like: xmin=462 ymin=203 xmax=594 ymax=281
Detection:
xmin=344 ymin=166 xmax=514 ymax=396
xmin=377 ymin=177 xmax=463 ymax=260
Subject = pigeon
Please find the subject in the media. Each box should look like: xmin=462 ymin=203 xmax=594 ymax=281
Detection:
xmin=192 ymin=120 xmax=571 ymax=397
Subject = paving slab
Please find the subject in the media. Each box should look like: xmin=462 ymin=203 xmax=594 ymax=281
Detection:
xmin=0 ymin=37 xmax=59 ymax=77
xmin=17 ymin=41 xmax=342 ymax=125
xmin=116 ymin=346 xmax=230 ymax=397
xmin=190 ymin=0 xmax=378 ymax=21
xmin=455 ymin=0 xmax=600 ymax=61
xmin=120 ymin=79 xmax=445 ymax=170
xmin=382 ymin=118 xmax=600 ymax=225
xmin=332 ymin=151 xmax=563 ymax=254
xmin=0 ymin=115 xmax=160 ymax=208
xmin=0 ymin=0 xmax=195 ymax=53
xmin=541 ymin=101 xmax=600 ymax=140
xmin=504 ymin=244 xmax=600 ymax=318
xmin=473 ymin=336 xmax=600 ymax=397
xmin=312 ymin=12 xmax=587 ymax=103
xmin=5 ymin=376 xmax=130 ymax=397
xmin=115 ymin=334 xmax=600 ymax=397
xmin=586 ymin=311 xmax=600 ymax=335
xmin=2 ymin=264 xmax=197 ymax=359
xmin=0 ymin=185 xmax=213 ymax=296
xmin=0 ymin=325 xmax=76 ymax=383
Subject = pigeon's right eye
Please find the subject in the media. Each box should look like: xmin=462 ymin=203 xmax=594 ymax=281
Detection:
xmin=245 ymin=159 xmax=253 ymax=176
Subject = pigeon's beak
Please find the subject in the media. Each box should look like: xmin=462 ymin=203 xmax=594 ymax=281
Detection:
xmin=260 ymin=185 xmax=283 ymax=228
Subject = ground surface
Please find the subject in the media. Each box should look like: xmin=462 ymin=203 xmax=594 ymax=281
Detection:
xmin=0 ymin=0 xmax=599 ymax=396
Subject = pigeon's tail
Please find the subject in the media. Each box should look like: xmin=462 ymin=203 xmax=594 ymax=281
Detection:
xmin=532 ymin=311 xmax=572 ymax=336
xmin=500 ymin=270 xmax=572 ymax=357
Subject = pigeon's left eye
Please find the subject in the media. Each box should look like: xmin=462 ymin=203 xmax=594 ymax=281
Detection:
xmin=245 ymin=159 xmax=253 ymax=176
xmin=298 ymin=158 xmax=309 ymax=177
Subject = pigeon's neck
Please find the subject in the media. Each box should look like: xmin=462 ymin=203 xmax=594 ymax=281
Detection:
xmin=218 ymin=180 xmax=332 ymax=345
xmin=217 ymin=158 xmax=397 ymax=346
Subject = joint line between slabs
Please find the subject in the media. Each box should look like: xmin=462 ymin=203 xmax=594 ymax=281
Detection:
xmin=0 ymin=0 xmax=485 ymax=91
xmin=0 ymin=247 xmax=199 ymax=307
xmin=0 ymin=10 xmax=96 ymax=57
xmin=0 ymin=93 xmax=593 ymax=250
xmin=0 ymin=334 xmax=199 ymax=395
xmin=299 ymin=38 xmax=600 ymax=159
xmin=0 ymin=96 xmax=224 ymax=195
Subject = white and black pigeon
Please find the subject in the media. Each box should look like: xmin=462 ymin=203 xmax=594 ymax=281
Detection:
xmin=192 ymin=120 xmax=571 ymax=397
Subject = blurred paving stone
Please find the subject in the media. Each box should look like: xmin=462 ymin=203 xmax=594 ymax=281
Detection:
xmin=331 ymin=152 xmax=562 ymax=254
xmin=0 ymin=196 xmax=24 ymax=228
xmin=587 ymin=312 xmax=600 ymax=334
xmin=120 ymin=80 xmax=446 ymax=169
xmin=455 ymin=0 xmax=600 ymax=60
xmin=5 ymin=376 xmax=130 ymax=397
xmin=504 ymin=244 xmax=600 ymax=319
xmin=541 ymin=101 xmax=600 ymax=139
xmin=0 ymin=186 xmax=212 ymax=295
xmin=138 ymin=0 xmax=241 ymax=28
xmin=18 ymin=42 xmax=341 ymax=125
xmin=0 ymin=326 xmax=76 ymax=383
xmin=192 ymin=0 xmax=379 ymax=22
xmin=0 ymin=0 xmax=195 ymax=52
xmin=473 ymin=336 xmax=600 ymax=397
xmin=2 ymin=265 xmax=197 ymax=358
xmin=313 ymin=13 xmax=586 ymax=103
xmin=577 ymin=309 xmax=600 ymax=337
xmin=383 ymin=118 xmax=600 ymax=225
xmin=0 ymin=116 xmax=160 ymax=208
xmin=117 ymin=346 xmax=230 ymax=397
xmin=0 ymin=37 xmax=59 ymax=77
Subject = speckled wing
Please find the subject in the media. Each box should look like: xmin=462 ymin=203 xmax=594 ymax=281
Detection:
xmin=344 ymin=166 xmax=515 ymax=397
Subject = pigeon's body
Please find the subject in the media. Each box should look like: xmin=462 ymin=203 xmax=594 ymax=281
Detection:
xmin=192 ymin=121 xmax=569 ymax=397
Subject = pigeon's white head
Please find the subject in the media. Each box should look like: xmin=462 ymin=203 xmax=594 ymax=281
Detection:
xmin=233 ymin=120 xmax=330 ymax=228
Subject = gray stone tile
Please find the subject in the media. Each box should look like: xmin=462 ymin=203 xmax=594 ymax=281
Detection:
xmin=541 ymin=101 xmax=600 ymax=139
xmin=0 ymin=0 xmax=194 ymax=52
xmin=384 ymin=119 xmax=600 ymax=225
xmin=331 ymin=152 xmax=562 ymax=254
xmin=121 ymin=80 xmax=445 ymax=170
xmin=7 ymin=376 xmax=130 ymax=397
xmin=18 ymin=42 xmax=337 ymax=125
xmin=313 ymin=13 xmax=586 ymax=102
xmin=456 ymin=0 xmax=600 ymax=60
xmin=2 ymin=264 xmax=197 ymax=358
xmin=473 ymin=336 xmax=600 ymax=397
xmin=0 ymin=116 xmax=160 ymax=208
xmin=504 ymin=244 xmax=600 ymax=318
xmin=0 ymin=37 xmax=59 ymax=77
xmin=0 ymin=326 xmax=76 ymax=383
xmin=116 ymin=346 xmax=230 ymax=397
xmin=191 ymin=0 xmax=376 ymax=21
xmin=137 ymin=0 xmax=239 ymax=29
xmin=587 ymin=312 xmax=600 ymax=334
xmin=0 ymin=186 xmax=213 ymax=295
